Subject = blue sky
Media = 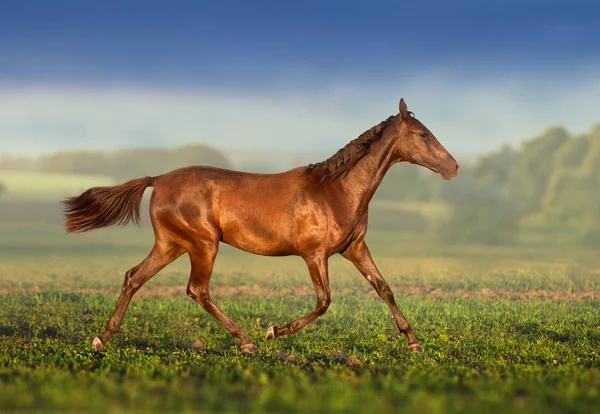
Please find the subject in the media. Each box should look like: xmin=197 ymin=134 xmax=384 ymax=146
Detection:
xmin=1 ymin=0 xmax=599 ymax=158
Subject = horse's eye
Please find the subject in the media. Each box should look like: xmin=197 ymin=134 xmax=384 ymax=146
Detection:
xmin=419 ymin=132 xmax=427 ymax=138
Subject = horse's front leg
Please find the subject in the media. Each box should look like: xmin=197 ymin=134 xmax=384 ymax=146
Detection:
xmin=265 ymin=254 xmax=331 ymax=340
xmin=342 ymin=239 xmax=422 ymax=353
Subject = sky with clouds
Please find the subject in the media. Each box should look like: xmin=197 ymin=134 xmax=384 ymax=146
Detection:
xmin=1 ymin=0 xmax=599 ymax=158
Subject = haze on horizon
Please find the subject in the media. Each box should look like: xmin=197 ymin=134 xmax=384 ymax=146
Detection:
xmin=1 ymin=0 xmax=598 ymax=158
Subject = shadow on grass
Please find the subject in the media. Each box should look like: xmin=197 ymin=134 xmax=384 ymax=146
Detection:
xmin=0 ymin=326 xmax=15 ymax=336
xmin=513 ymin=321 xmax=571 ymax=343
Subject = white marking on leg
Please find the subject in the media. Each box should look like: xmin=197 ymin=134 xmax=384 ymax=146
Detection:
xmin=265 ymin=325 xmax=276 ymax=341
xmin=93 ymin=337 xmax=103 ymax=351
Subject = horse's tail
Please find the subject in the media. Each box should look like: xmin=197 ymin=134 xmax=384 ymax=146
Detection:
xmin=62 ymin=176 xmax=155 ymax=233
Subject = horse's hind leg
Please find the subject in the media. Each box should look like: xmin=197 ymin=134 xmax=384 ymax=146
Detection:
xmin=93 ymin=239 xmax=185 ymax=350
xmin=186 ymin=239 xmax=256 ymax=354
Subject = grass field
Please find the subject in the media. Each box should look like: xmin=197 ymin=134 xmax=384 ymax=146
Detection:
xmin=0 ymin=224 xmax=599 ymax=413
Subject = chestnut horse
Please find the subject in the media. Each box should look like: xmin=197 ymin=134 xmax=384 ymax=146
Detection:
xmin=63 ymin=98 xmax=458 ymax=354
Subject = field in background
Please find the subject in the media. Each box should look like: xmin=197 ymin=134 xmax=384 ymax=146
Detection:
xmin=0 ymin=224 xmax=599 ymax=413
xmin=0 ymin=170 xmax=115 ymax=201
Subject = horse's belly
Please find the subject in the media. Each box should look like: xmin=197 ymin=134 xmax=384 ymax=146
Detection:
xmin=220 ymin=220 xmax=297 ymax=257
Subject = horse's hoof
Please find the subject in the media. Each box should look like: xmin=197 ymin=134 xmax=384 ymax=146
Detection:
xmin=408 ymin=342 xmax=422 ymax=354
xmin=265 ymin=326 xmax=277 ymax=341
xmin=93 ymin=337 xmax=104 ymax=351
xmin=241 ymin=343 xmax=256 ymax=354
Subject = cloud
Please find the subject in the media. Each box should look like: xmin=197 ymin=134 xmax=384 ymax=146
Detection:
xmin=1 ymin=70 xmax=599 ymax=158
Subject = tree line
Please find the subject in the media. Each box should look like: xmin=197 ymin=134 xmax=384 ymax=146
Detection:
xmin=0 ymin=144 xmax=232 ymax=181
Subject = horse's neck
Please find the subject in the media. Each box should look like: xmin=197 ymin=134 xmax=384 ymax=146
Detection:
xmin=334 ymin=137 xmax=396 ymax=213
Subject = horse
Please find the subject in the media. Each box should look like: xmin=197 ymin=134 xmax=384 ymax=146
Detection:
xmin=63 ymin=98 xmax=459 ymax=354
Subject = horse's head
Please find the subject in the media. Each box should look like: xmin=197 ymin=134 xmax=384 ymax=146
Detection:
xmin=385 ymin=98 xmax=459 ymax=180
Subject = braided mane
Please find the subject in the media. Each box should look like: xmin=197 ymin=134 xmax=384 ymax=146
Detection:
xmin=303 ymin=116 xmax=394 ymax=183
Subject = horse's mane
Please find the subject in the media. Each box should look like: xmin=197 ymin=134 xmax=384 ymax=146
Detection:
xmin=303 ymin=116 xmax=395 ymax=183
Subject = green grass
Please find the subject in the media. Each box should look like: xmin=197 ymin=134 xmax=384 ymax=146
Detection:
xmin=1 ymin=224 xmax=599 ymax=413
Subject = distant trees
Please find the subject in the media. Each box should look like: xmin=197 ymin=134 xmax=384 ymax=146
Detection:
xmin=35 ymin=144 xmax=232 ymax=180
xmin=473 ymin=144 xmax=519 ymax=189
xmin=505 ymin=126 xmax=569 ymax=215
xmin=434 ymin=147 xmax=521 ymax=245
xmin=0 ymin=156 xmax=36 ymax=171
xmin=37 ymin=151 xmax=110 ymax=176
xmin=436 ymin=123 xmax=600 ymax=245
xmin=541 ymin=124 xmax=600 ymax=244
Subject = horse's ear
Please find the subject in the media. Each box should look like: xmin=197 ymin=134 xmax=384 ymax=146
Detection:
xmin=399 ymin=98 xmax=408 ymax=120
